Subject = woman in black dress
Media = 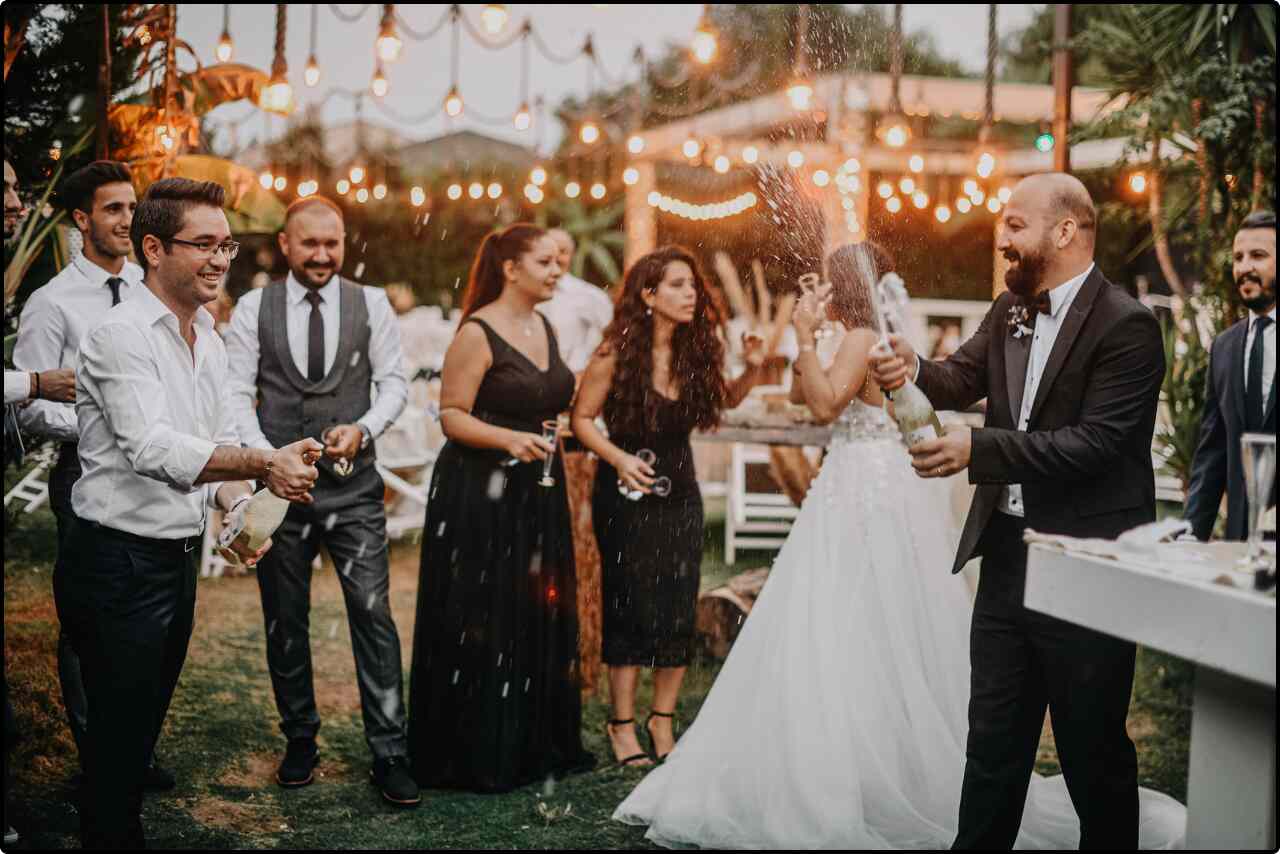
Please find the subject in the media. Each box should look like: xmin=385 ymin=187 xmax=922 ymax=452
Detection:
xmin=409 ymin=223 xmax=594 ymax=793
xmin=572 ymin=246 xmax=772 ymax=767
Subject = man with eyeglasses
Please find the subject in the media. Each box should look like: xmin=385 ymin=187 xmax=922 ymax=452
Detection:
xmin=59 ymin=178 xmax=323 ymax=848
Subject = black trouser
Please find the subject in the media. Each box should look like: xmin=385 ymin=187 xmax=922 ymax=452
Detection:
xmin=953 ymin=511 xmax=1139 ymax=850
xmin=254 ymin=467 xmax=408 ymax=759
xmin=48 ymin=444 xmax=91 ymax=770
xmin=53 ymin=517 xmax=198 ymax=849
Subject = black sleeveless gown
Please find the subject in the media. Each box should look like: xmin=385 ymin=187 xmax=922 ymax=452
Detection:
xmin=408 ymin=315 xmax=594 ymax=793
xmin=593 ymin=391 xmax=704 ymax=668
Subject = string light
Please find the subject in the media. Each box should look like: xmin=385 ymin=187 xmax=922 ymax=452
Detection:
xmin=997 ymin=186 xmax=1012 ymax=203
xmin=215 ymin=4 xmax=233 ymax=62
xmin=976 ymin=151 xmax=996 ymax=178
xmin=912 ymin=190 xmax=929 ymax=209
xmin=622 ymin=167 xmax=640 ymax=186
xmin=691 ymin=6 xmax=717 ymax=64
xmin=682 ymin=137 xmax=701 ymax=159
xmin=530 ymin=167 xmax=547 ymax=186
xmin=513 ymin=102 xmax=531 ymax=131
xmin=909 ymin=154 xmax=925 ymax=173
xmin=986 ymin=196 xmax=1001 ymax=213
xmin=935 ymin=205 xmax=952 ymax=223
xmin=350 ymin=166 xmax=366 ymax=184
xmin=336 ymin=179 xmax=351 ymax=195
xmin=376 ymin=4 xmax=403 ymax=62
xmin=259 ymin=171 xmax=274 ymax=190
xmin=843 ymin=158 xmax=860 ymax=173
xmin=956 ymin=197 xmax=972 ymax=213
xmin=487 ymin=182 xmax=503 ymax=199
xmin=297 ymin=179 xmax=318 ymax=197
xmin=468 ymin=182 xmax=484 ymax=199
xmin=877 ymin=181 xmax=893 ymax=199
xmin=741 ymin=146 xmax=759 ymax=164
xmin=274 ymin=175 xmax=288 ymax=192
xmin=627 ymin=135 xmax=645 ymax=154
xmin=969 ymin=188 xmax=986 ymax=205
xmin=898 ymin=176 xmax=915 ymax=194
xmin=444 ymin=86 xmax=464 ymax=117
xmin=1128 ymin=173 xmax=1147 ymax=194
xmin=373 ymin=183 xmax=388 ymax=200
xmin=648 ymin=190 xmax=757 ymax=220
xmin=713 ymin=155 xmax=730 ymax=174
xmin=886 ymin=196 xmax=903 ymax=213
xmin=787 ymin=150 xmax=804 ymax=168
xmin=580 ymin=121 xmax=600 ymax=145
xmin=410 ymin=186 xmax=426 ymax=206
xmin=879 ymin=116 xmax=910 ymax=148
xmin=590 ymin=182 xmax=606 ymax=200
xmin=962 ymin=179 xmax=978 ymax=196
xmin=356 ymin=187 xmax=370 ymax=203
xmin=564 ymin=181 xmax=581 ymax=198
xmin=305 ymin=56 xmax=321 ymax=87
xmin=447 ymin=183 xmax=463 ymax=200
xmin=371 ymin=64 xmax=389 ymax=98
xmin=480 ymin=4 xmax=509 ymax=35
xmin=524 ymin=184 xmax=544 ymax=203
xmin=812 ymin=169 xmax=830 ymax=187
xmin=786 ymin=77 xmax=814 ymax=111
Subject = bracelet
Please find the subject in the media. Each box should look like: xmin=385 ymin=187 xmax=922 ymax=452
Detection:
xmin=33 ymin=371 xmax=41 ymax=400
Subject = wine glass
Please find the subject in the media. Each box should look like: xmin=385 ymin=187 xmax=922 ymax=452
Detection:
xmin=538 ymin=419 xmax=560 ymax=488
xmin=618 ymin=448 xmax=657 ymax=500
xmin=322 ymin=427 xmax=354 ymax=478
xmin=1238 ymin=433 xmax=1276 ymax=585
xmin=652 ymin=476 xmax=672 ymax=498
xmin=798 ymin=272 xmax=834 ymax=341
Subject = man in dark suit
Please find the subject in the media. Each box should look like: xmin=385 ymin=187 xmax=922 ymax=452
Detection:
xmin=870 ymin=173 xmax=1166 ymax=849
xmin=1185 ymin=210 xmax=1276 ymax=541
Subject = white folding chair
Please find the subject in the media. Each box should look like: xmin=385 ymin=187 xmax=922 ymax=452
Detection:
xmin=3 ymin=457 xmax=53 ymax=514
xmin=724 ymin=442 xmax=801 ymax=564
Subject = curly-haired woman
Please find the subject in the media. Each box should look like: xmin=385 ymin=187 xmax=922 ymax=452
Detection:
xmin=571 ymin=245 xmax=773 ymax=768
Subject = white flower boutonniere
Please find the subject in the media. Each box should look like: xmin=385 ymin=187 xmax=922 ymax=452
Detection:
xmin=1008 ymin=304 xmax=1033 ymax=339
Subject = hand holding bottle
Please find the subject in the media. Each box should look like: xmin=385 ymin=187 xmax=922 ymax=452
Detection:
xmin=265 ymin=438 xmax=324 ymax=503
xmin=868 ymin=334 xmax=918 ymax=393
xmin=217 ymin=494 xmax=274 ymax=568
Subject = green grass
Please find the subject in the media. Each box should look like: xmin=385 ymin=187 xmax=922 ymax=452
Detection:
xmin=3 ymin=497 xmax=1191 ymax=848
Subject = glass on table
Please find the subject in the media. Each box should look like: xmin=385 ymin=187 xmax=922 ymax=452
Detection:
xmin=1239 ymin=432 xmax=1277 ymax=589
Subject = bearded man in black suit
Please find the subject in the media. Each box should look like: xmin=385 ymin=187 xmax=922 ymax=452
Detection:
xmin=870 ymin=173 xmax=1166 ymax=849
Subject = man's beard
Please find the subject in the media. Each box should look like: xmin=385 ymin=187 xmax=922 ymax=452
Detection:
xmin=88 ymin=223 xmax=127 ymax=261
xmin=1003 ymin=241 xmax=1050 ymax=298
xmin=294 ymin=261 xmax=336 ymax=286
xmin=1238 ymin=273 xmax=1277 ymax=312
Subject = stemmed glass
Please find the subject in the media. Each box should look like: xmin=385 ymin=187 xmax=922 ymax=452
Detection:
xmin=538 ymin=419 xmax=560 ymax=488
xmin=322 ymin=427 xmax=354 ymax=478
xmin=617 ymin=449 xmax=672 ymax=500
xmin=798 ymin=272 xmax=834 ymax=341
xmin=1238 ymin=433 xmax=1277 ymax=588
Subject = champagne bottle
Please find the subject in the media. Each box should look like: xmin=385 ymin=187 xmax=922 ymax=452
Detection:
xmin=873 ymin=273 xmax=945 ymax=448
xmin=218 ymin=487 xmax=290 ymax=558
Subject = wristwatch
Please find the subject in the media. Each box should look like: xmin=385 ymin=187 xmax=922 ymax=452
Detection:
xmin=357 ymin=423 xmax=372 ymax=450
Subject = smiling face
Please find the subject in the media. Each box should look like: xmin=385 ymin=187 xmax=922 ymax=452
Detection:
xmin=143 ymin=204 xmax=232 ymax=311
xmin=996 ymin=192 xmax=1055 ymax=298
xmin=75 ymin=181 xmax=137 ymax=262
xmin=1233 ymin=226 xmax=1277 ymax=313
xmin=279 ymin=204 xmax=345 ymax=288
xmin=643 ymin=259 xmax=699 ymax=325
xmin=503 ymin=234 xmax=562 ymax=303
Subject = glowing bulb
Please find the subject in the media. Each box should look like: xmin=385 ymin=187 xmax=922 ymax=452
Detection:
xmin=513 ymin=103 xmax=531 ymax=131
xmin=786 ymin=79 xmax=814 ymax=111
xmin=524 ymin=184 xmax=544 ymax=204
xmin=886 ymin=196 xmax=903 ymax=213
xmin=987 ymin=197 xmax=1001 ymax=213
xmin=411 ymin=186 xmax=426 ymax=206
xmin=336 ymin=179 xmax=351 ymax=195
xmin=468 ymin=182 xmax=484 ymax=200
xmin=216 ymin=32 xmax=234 ymax=63
xmin=487 ymin=182 xmax=502 ymax=199
xmin=350 ymin=166 xmax=365 ymax=184
xmin=304 ymin=56 xmax=321 ymax=87
xmin=627 ymin=135 xmax=645 ymax=154
xmin=480 ymin=4 xmax=508 ymax=35
xmin=259 ymin=79 xmax=294 ymax=114
xmin=742 ymin=146 xmax=759 ymax=164
xmin=883 ymin=124 xmax=909 ymax=148
xmin=912 ymin=190 xmax=928 ymax=209
xmin=274 ymin=175 xmax=287 ymax=192
xmin=259 ymin=171 xmax=273 ymax=190
xmin=373 ymin=183 xmax=387 ymax=200
xmin=444 ymin=87 xmax=464 ymax=117
xmin=623 ymin=167 xmax=640 ymax=186
xmin=1128 ymin=173 xmax=1147 ymax=194
xmin=371 ymin=66 xmax=389 ymax=98
xmin=714 ymin=155 xmax=730 ymax=174
xmin=899 ymin=177 xmax=915 ymax=194
xmin=841 ymin=196 xmax=855 ymax=211
xmin=909 ymin=154 xmax=924 ymax=173
xmin=812 ymin=169 xmax=830 ymax=187
xmin=956 ymin=197 xmax=972 ymax=213
xmin=997 ymin=186 xmax=1012 ymax=203
xmin=447 ymin=184 xmax=463 ymax=201
xmin=787 ymin=150 xmax=804 ymax=168
xmin=969 ymin=189 xmax=985 ymax=205
xmin=564 ymin=181 xmax=581 ymax=198
xmin=692 ymin=26 xmax=717 ymax=64
xmin=590 ymin=182 xmax=606 ymax=200
xmin=376 ymin=28 xmax=402 ymax=63
xmin=530 ymin=167 xmax=547 ymax=186
xmin=877 ymin=182 xmax=893 ymax=199
xmin=843 ymin=158 xmax=860 ymax=173
xmin=647 ymin=191 xmax=661 ymax=206
xmin=356 ymin=187 xmax=369 ymax=203
xmin=580 ymin=122 xmax=600 ymax=145
xmin=976 ymin=152 xmax=996 ymax=178
xmin=935 ymin=205 xmax=952 ymax=223
xmin=962 ymin=179 xmax=979 ymax=196
xmin=682 ymin=137 xmax=701 ymax=159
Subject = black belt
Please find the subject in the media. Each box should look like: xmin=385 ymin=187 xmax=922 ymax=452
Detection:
xmin=85 ymin=521 xmax=202 ymax=553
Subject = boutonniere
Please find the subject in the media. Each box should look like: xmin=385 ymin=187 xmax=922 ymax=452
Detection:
xmin=1008 ymin=304 xmax=1033 ymax=339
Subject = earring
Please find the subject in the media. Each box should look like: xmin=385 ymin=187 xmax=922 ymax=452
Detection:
xmin=645 ymin=306 xmax=653 ymax=316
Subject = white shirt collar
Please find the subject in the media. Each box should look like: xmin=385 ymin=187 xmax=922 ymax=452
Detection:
xmin=1250 ymin=305 xmax=1277 ymax=324
xmin=132 ymin=282 xmax=215 ymax=331
xmin=72 ymin=253 xmax=134 ymax=286
xmin=1044 ymin=262 xmax=1094 ymax=320
xmin=286 ymin=270 xmax=340 ymax=305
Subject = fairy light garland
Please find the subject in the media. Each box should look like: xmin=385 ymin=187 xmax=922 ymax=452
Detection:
xmin=646 ymin=190 xmax=758 ymax=221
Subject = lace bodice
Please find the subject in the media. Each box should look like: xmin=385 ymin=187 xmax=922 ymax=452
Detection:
xmin=830 ymin=398 xmax=900 ymax=445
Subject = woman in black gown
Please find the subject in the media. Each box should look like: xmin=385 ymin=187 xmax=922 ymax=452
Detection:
xmin=571 ymin=246 xmax=772 ymax=767
xmin=409 ymin=224 xmax=594 ymax=793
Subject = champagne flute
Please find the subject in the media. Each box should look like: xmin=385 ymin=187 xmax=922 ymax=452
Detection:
xmin=798 ymin=272 xmax=833 ymax=340
xmin=619 ymin=449 xmax=657 ymax=500
xmin=1238 ymin=433 xmax=1277 ymax=586
xmin=538 ymin=419 xmax=559 ymax=488
xmin=322 ymin=427 xmax=354 ymax=478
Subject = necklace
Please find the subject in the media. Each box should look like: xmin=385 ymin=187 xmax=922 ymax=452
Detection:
xmin=509 ymin=310 xmax=537 ymax=337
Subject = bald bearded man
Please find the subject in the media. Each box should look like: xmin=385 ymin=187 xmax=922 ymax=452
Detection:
xmin=870 ymin=173 xmax=1167 ymax=849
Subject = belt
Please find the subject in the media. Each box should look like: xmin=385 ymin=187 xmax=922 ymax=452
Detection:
xmin=86 ymin=521 xmax=202 ymax=553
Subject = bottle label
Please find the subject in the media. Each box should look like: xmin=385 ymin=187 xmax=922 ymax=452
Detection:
xmin=905 ymin=425 xmax=938 ymax=446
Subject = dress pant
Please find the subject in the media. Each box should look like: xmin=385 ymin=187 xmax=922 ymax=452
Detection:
xmin=254 ymin=466 xmax=408 ymax=759
xmin=53 ymin=517 xmax=198 ymax=849
xmin=48 ymin=444 xmax=92 ymax=768
xmin=953 ymin=511 xmax=1139 ymax=850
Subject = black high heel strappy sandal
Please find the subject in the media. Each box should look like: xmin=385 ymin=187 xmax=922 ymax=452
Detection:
xmin=605 ymin=718 xmax=651 ymax=767
xmin=645 ymin=709 xmax=677 ymax=762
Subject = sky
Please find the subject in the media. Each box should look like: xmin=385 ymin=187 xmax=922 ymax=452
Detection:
xmin=177 ymin=4 xmax=1042 ymax=157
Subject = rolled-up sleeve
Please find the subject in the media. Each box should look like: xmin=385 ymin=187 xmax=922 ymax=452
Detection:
xmin=78 ymin=321 xmax=215 ymax=492
xmin=13 ymin=293 xmax=78 ymax=440
xmin=4 ymin=371 xmax=31 ymax=404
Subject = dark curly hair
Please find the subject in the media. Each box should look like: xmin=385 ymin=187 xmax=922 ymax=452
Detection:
xmin=461 ymin=222 xmax=547 ymax=318
xmin=601 ymin=245 xmax=727 ymax=436
xmin=826 ymin=240 xmax=895 ymax=330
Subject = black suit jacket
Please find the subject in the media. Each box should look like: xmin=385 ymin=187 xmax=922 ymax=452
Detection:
xmin=1184 ymin=317 xmax=1278 ymax=541
xmin=916 ymin=267 xmax=1166 ymax=574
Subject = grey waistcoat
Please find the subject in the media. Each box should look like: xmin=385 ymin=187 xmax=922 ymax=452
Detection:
xmin=256 ymin=278 xmax=375 ymax=476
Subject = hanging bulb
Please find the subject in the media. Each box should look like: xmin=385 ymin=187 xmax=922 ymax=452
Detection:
xmin=480 ymin=4 xmax=508 ymax=36
xmin=714 ymin=155 xmax=731 ymax=174
xmin=468 ymin=182 xmax=484 ymax=199
xmin=410 ymin=186 xmax=426 ymax=206
xmin=564 ymin=181 xmax=581 ymax=198
xmin=682 ymin=136 xmax=701 ymax=159
xmin=741 ymin=145 xmax=759 ymax=164
xmin=216 ymin=31 xmax=234 ymax=63
xmin=487 ymin=182 xmax=503 ymax=199
xmin=513 ymin=102 xmax=532 ymax=131
xmin=259 ymin=76 xmax=294 ymax=115
xmin=976 ymin=151 xmax=997 ymax=178
xmin=444 ymin=86 xmax=464 ymax=117
xmin=691 ymin=17 xmax=717 ymax=65
xmin=786 ymin=76 xmax=814 ymax=111
xmin=627 ymin=135 xmax=645 ymax=154
xmin=622 ymin=167 xmax=640 ymax=186
xmin=530 ymin=167 xmax=547 ymax=186
xmin=447 ymin=183 xmax=463 ymax=200
xmin=590 ymin=182 xmax=606 ymax=200
xmin=878 ymin=111 xmax=911 ymax=148
xmin=350 ymin=165 xmax=366 ymax=184
xmin=376 ymin=8 xmax=403 ymax=63
xmin=304 ymin=55 xmax=321 ymax=88
xmin=336 ymin=179 xmax=351 ymax=195
xmin=356 ymin=187 xmax=370 ymax=203
xmin=580 ymin=121 xmax=600 ymax=145
xmin=371 ymin=64 xmax=389 ymax=98
xmin=259 ymin=171 xmax=274 ymax=190
xmin=274 ymin=175 xmax=288 ymax=192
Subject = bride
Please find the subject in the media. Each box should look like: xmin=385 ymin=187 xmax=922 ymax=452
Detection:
xmin=612 ymin=243 xmax=1186 ymax=849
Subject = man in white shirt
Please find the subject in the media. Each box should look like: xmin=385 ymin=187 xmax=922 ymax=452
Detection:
xmin=12 ymin=160 xmax=156 ymax=786
xmin=223 ymin=195 xmax=418 ymax=806
xmin=1186 ymin=210 xmax=1277 ymax=540
xmin=58 ymin=178 xmax=322 ymax=848
xmin=538 ymin=228 xmax=614 ymax=375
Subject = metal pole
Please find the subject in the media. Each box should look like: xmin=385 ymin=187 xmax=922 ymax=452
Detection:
xmin=1052 ymin=3 xmax=1072 ymax=173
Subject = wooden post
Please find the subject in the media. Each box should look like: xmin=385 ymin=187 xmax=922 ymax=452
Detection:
xmin=1052 ymin=4 xmax=1072 ymax=174
xmin=993 ymin=220 xmax=1009 ymax=298
xmin=624 ymin=160 xmax=656 ymax=269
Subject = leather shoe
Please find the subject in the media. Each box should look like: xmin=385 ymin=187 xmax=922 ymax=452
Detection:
xmin=144 ymin=760 xmax=177 ymax=791
xmin=370 ymin=756 xmax=420 ymax=807
xmin=276 ymin=738 xmax=318 ymax=788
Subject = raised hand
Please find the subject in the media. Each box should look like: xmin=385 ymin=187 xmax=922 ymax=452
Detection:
xmin=868 ymin=333 xmax=918 ymax=392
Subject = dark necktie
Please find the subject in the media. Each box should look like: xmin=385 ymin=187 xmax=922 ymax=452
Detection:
xmin=305 ymin=290 xmax=325 ymax=382
xmin=1022 ymin=290 xmax=1052 ymax=316
xmin=105 ymin=276 xmax=123 ymax=306
xmin=1245 ymin=315 xmax=1271 ymax=430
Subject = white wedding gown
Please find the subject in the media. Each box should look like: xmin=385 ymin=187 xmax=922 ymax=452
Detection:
xmin=614 ymin=399 xmax=1186 ymax=849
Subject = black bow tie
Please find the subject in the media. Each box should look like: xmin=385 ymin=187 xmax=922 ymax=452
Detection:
xmin=1023 ymin=291 xmax=1052 ymax=316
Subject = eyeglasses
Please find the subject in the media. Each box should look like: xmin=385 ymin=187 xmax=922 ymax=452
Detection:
xmin=165 ymin=236 xmax=241 ymax=260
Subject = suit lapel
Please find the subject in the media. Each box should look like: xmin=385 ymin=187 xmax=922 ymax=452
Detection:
xmin=1005 ymin=329 xmax=1033 ymax=426
xmin=1230 ymin=320 xmax=1249 ymax=425
xmin=1028 ymin=267 xmax=1106 ymax=426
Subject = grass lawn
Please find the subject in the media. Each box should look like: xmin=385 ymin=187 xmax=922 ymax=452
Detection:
xmin=3 ymin=494 xmax=1191 ymax=849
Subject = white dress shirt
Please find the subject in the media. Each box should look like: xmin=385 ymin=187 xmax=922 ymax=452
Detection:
xmin=998 ymin=264 xmax=1094 ymax=517
xmin=72 ymin=285 xmax=237 ymax=539
xmin=537 ymin=272 xmax=614 ymax=373
xmin=224 ymin=272 xmax=408 ymax=451
xmin=13 ymin=254 xmax=143 ymax=441
xmin=1243 ymin=305 xmax=1276 ymax=412
xmin=4 ymin=371 xmax=31 ymax=404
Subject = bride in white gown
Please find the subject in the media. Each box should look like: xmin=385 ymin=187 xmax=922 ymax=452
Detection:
xmin=613 ymin=244 xmax=1186 ymax=849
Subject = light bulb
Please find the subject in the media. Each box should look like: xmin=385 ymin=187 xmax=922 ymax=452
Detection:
xmin=623 ymin=167 xmax=639 ymax=186
xmin=530 ymin=167 xmax=547 ymax=186
xmin=376 ymin=19 xmax=403 ymax=64
xmin=714 ymin=155 xmax=730 ymax=174
xmin=956 ymin=197 xmax=972 ymax=213
xmin=912 ymin=190 xmax=928 ymax=209
xmin=786 ymin=79 xmax=814 ymax=111
xmin=886 ymin=196 xmax=902 ymax=213
xmin=997 ymin=187 xmax=1012 ymax=203
xmin=371 ymin=67 xmax=389 ymax=98
xmin=274 ymin=175 xmax=287 ymax=192
xmin=444 ymin=87 xmax=463 ymax=117
xmin=986 ymin=197 xmax=1001 ymax=213
xmin=742 ymin=146 xmax=758 ymax=164
xmin=513 ymin=103 xmax=531 ymax=131
xmin=565 ymin=181 xmax=581 ymax=198
xmin=524 ymin=184 xmax=544 ymax=203
xmin=216 ymin=32 xmax=234 ymax=63
xmin=909 ymin=154 xmax=924 ymax=173
xmin=692 ymin=27 xmax=717 ymax=65
xmin=787 ymin=150 xmax=804 ymax=168
xmin=447 ymin=184 xmax=463 ymax=200
xmin=410 ymin=186 xmax=426 ymax=206
xmin=963 ymin=179 xmax=978 ymax=196
xmin=877 ymin=181 xmax=893 ymax=199
xmin=487 ymin=182 xmax=502 ymax=199
xmin=976 ymin=152 xmax=996 ymax=178
xmin=350 ymin=166 xmax=365 ymax=184
xmin=627 ymin=135 xmax=645 ymax=154
xmin=373 ymin=183 xmax=387 ymax=200
xmin=935 ymin=205 xmax=951 ymax=223
xmin=356 ymin=187 xmax=370 ymax=203
xmin=682 ymin=137 xmax=701 ymax=159
xmin=899 ymin=177 xmax=915 ymax=194
xmin=259 ymin=171 xmax=273 ymax=190
xmin=580 ymin=122 xmax=600 ymax=145
xmin=480 ymin=4 xmax=508 ymax=35
xmin=883 ymin=123 xmax=909 ymax=148
xmin=336 ymin=179 xmax=351 ymax=195
xmin=812 ymin=169 xmax=830 ymax=187
xmin=842 ymin=158 xmax=860 ymax=173
xmin=1128 ymin=173 xmax=1147 ymax=194
xmin=590 ymin=182 xmax=606 ymax=200
xmin=304 ymin=56 xmax=321 ymax=88
xmin=259 ymin=79 xmax=294 ymax=114
xmin=468 ymin=182 xmax=484 ymax=200
xmin=647 ymin=191 xmax=661 ymax=206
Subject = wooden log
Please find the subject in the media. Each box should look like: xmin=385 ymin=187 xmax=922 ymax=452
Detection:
xmin=562 ymin=449 xmax=604 ymax=697
xmin=695 ymin=567 xmax=770 ymax=659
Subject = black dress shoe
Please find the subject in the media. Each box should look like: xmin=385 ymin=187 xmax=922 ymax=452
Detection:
xmin=370 ymin=756 xmax=420 ymax=807
xmin=143 ymin=761 xmax=177 ymax=791
xmin=276 ymin=738 xmax=318 ymax=788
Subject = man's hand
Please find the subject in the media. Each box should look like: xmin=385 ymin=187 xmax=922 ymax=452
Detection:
xmin=37 ymin=368 xmax=76 ymax=403
xmin=868 ymin=334 xmax=918 ymax=393
xmin=907 ymin=426 xmax=971 ymax=478
xmin=322 ymin=424 xmax=364 ymax=461
xmin=218 ymin=531 xmax=273 ymax=569
xmin=265 ymin=438 xmax=324 ymax=502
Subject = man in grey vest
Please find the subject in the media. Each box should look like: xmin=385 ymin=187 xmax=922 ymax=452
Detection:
xmin=224 ymin=195 xmax=418 ymax=807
